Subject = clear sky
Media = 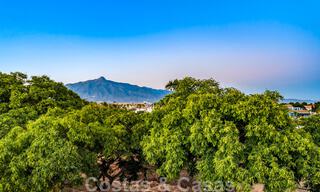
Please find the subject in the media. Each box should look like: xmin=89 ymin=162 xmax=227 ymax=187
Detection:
xmin=0 ymin=0 xmax=319 ymax=100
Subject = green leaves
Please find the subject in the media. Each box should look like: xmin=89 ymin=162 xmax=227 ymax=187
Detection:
xmin=0 ymin=115 xmax=83 ymax=192
xmin=0 ymin=72 xmax=86 ymax=139
xmin=0 ymin=104 xmax=148 ymax=191
xmin=300 ymin=115 xmax=320 ymax=191
xmin=0 ymin=74 xmax=319 ymax=191
xmin=302 ymin=115 xmax=320 ymax=144
xmin=142 ymin=77 xmax=320 ymax=191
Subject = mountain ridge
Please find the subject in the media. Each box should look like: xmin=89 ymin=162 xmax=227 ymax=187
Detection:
xmin=66 ymin=77 xmax=170 ymax=103
xmin=281 ymin=98 xmax=317 ymax=104
xmin=66 ymin=77 xmax=318 ymax=104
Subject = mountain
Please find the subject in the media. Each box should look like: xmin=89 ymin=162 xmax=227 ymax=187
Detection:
xmin=281 ymin=98 xmax=317 ymax=104
xmin=66 ymin=77 xmax=170 ymax=103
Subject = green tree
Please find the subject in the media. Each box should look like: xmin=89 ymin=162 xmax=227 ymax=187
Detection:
xmin=142 ymin=77 xmax=320 ymax=191
xmin=0 ymin=72 xmax=27 ymax=113
xmin=0 ymin=72 xmax=86 ymax=139
xmin=1 ymin=73 xmax=319 ymax=192
xmin=62 ymin=104 xmax=148 ymax=184
xmin=303 ymin=115 xmax=320 ymax=144
xmin=0 ymin=115 xmax=82 ymax=192
xmin=315 ymin=102 xmax=320 ymax=113
xmin=300 ymin=115 xmax=320 ymax=191
xmin=0 ymin=104 xmax=148 ymax=191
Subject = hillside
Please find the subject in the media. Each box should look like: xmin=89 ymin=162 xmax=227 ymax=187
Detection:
xmin=66 ymin=77 xmax=170 ymax=103
xmin=281 ymin=98 xmax=317 ymax=104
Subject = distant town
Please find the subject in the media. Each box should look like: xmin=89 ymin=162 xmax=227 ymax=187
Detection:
xmin=105 ymin=101 xmax=320 ymax=119
xmin=110 ymin=102 xmax=155 ymax=113
xmin=284 ymin=102 xmax=319 ymax=118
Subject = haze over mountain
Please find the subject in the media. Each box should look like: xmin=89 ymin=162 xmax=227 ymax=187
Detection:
xmin=66 ymin=77 xmax=170 ymax=103
xmin=281 ymin=99 xmax=317 ymax=104
xmin=66 ymin=77 xmax=318 ymax=104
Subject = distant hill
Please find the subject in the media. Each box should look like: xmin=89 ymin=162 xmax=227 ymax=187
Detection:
xmin=66 ymin=77 xmax=170 ymax=103
xmin=281 ymin=98 xmax=317 ymax=104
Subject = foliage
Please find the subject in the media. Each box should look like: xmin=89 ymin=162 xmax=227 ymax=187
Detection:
xmin=0 ymin=72 xmax=86 ymax=139
xmin=302 ymin=115 xmax=320 ymax=144
xmin=142 ymin=77 xmax=320 ymax=191
xmin=315 ymin=102 xmax=320 ymax=113
xmin=300 ymin=115 xmax=320 ymax=191
xmin=1 ymin=73 xmax=320 ymax=192
xmin=0 ymin=115 xmax=82 ymax=191
xmin=0 ymin=104 xmax=147 ymax=191
xmin=60 ymin=104 xmax=148 ymax=183
xmin=0 ymin=72 xmax=147 ymax=191
xmin=289 ymin=102 xmax=308 ymax=108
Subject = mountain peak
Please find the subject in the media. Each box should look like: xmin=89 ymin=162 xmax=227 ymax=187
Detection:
xmin=66 ymin=78 xmax=170 ymax=103
xmin=97 ymin=76 xmax=107 ymax=81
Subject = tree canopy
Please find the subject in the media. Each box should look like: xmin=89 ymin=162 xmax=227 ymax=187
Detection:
xmin=0 ymin=104 xmax=147 ymax=191
xmin=0 ymin=73 xmax=319 ymax=192
xmin=315 ymin=102 xmax=320 ymax=113
xmin=0 ymin=72 xmax=86 ymax=139
xmin=142 ymin=77 xmax=320 ymax=191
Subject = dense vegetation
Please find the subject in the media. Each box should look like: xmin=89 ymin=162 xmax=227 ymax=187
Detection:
xmin=315 ymin=102 xmax=320 ymax=113
xmin=0 ymin=73 xmax=319 ymax=192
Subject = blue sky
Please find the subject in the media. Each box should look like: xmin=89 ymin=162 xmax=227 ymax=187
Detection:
xmin=0 ymin=0 xmax=319 ymax=100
